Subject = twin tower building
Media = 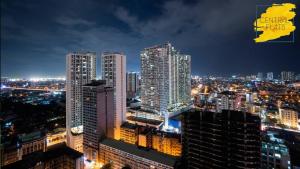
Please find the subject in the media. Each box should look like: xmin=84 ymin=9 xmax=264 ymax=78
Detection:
xmin=65 ymin=43 xmax=191 ymax=161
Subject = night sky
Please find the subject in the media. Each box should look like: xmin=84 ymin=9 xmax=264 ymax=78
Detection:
xmin=1 ymin=0 xmax=300 ymax=78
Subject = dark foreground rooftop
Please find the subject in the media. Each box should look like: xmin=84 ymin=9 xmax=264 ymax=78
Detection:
xmin=3 ymin=143 xmax=83 ymax=169
xmin=83 ymin=80 xmax=106 ymax=86
xmin=100 ymin=138 xmax=177 ymax=167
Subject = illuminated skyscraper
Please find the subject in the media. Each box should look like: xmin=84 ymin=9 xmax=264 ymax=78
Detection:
xmin=66 ymin=52 xmax=96 ymax=152
xmin=177 ymin=54 xmax=191 ymax=104
xmin=101 ymin=52 xmax=126 ymax=140
xmin=140 ymin=43 xmax=191 ymax=115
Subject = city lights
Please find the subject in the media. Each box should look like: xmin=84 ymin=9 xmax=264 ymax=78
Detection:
xmin=1 ymin=0 xmax=300 ymax=169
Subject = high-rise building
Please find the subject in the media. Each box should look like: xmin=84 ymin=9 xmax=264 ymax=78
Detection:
xmin=101 ymin=52 xmax=126 ymax=140
xmin=82 ymin=80 xmax=114 ymax=162
xmin=266 ymin=72 xmax=274 ymax=81
xmin=66 ymin=52 xmax=96 ymax=152
xmin=177 ymin=54 xmax=191 ymax=105
xmin=182 ymin=109 xmax=261 ymax=169
xmin=281 ymin=71 xmax=295 ymax=81
xmin=140 ymin=42 xmax=191 ymax=115
xmin=126 ymin=72 xmax=139 ymax=99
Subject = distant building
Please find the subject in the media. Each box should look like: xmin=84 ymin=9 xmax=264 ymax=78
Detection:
xmin=262 ymin=131 xmax=291 ymax=169
xmin=140 ymin=43 xmax=191 ymax=115
xmin=281 ymin=71 xmax=295 ymax=82
xmin=101 ymin=52 xmax=126 ymax=140
xmin=66 ymin=52 xmax=96 ymax=152
xmin=182 ymin=109 xmax=261 ymax=169
xmin=99 ymin=138 xmax=176 ymax=169
xmin=82 ymin=80 xmax=114 ymax=162
xmin=3 ymin=143 xmax=84 ymax=169
xmin=126 ymin=72 xmax=139 ymax=98
xmin=216 ymin=91 xmax=241 ymax=112
xmin=279 ymin=108 xmax=298 ymax=129
xmin=296 ymin=74 xmax=300 ymax=81
xmin=266 ymin=72 xmax=274 ymax=81
xmin=257 ymin=72 xmax=264 ymax=81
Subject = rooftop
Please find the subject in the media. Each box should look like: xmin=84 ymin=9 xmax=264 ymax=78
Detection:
xmin=127 ymin=116 xmax=163 ymax=126
xmin=121 ymin=122 xmax=139 ymax=130
xmin=3 ymin=143 xmax=83 ymax=169
xmin=19 ymin=131 xmax=45 ymax=143
xmin=100 ymin=138 xmax=177 ymax=167
xmin=102 ymin=51 xmax=124 ymax=55
xmin=84 ymin=80 xmax=106 ymax=87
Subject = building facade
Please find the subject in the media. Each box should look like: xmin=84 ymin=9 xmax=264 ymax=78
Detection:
xmin=19 ymin=131 xmax=46 ymax=157
xmin=82 ymin=80 xmax=114 ymax=162
xmin=120 ymin=122 xmax=139 ymax=145
xmin=99 ymin=139 xmax=176 ymax=169
xmin=257 ymin=72 xmax=264 ymax=81
xmin=266 ymin=72 xmax=274 ymax=81
xmin=152 ymin=132 xmax=182 ymax=157
xmin=262 ymin=131 xmax=291 ymax=169
xmin=66 ymin=52 xmax=96 ymax=152
xmin=140 ymin=43 xmax=191 ymax=115
xmin=126 ymin=72 xmax=139 ymax=99
xmin=182 ymin=109 xmax=261 ymax=169
xmin=46 ymin=128 xmax=66 ymax=147
xmin=1 ymin=131 xmax=46 ymax=166
xmin=3 ymin=143 xmax=84 ymax=169
xmin=281 ymin=71 xmax=295 ymax=81
xmin=216 ymin=91 xmax=241 ymax=112
xmin=279 ymin=108 xmax=298 ymax=129
xmin=101 ymin=52 xmax=126 ymax=140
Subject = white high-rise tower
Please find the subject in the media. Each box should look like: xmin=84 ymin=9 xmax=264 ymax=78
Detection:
xmin=101 ymin=52 xmax=126 ymax=140
xmin=66 ymin=51 xmax=96 ymax=152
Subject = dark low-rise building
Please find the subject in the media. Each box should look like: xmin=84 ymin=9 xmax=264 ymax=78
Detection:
xmin=2 ymin=142 xmax=84 ymax=169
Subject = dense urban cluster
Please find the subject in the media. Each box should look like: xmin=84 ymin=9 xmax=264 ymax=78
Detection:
xmin=1 ymin=43 xmax=300 ymax=169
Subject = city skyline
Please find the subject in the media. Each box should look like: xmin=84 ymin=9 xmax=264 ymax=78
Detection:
xmin=1 ymin=1 xmax=300 ymax=169
xmin=1 ymin=0 xmax=300 ymax=78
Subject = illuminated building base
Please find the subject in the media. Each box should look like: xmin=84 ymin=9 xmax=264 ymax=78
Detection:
xmin=67 ymin=129 xmax=83 ymax=153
